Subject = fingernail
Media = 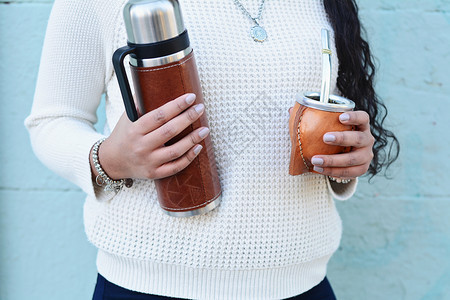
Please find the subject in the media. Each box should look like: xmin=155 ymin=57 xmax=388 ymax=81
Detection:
xmin=194 ymin=103 xmax=204 ymax=114
xmin=314 ymin=166 xmax=324 ymax=173
xmin=193 ymin=144 xmax=203 ymax=155
xmin=311 ymin=157 xmax=324 ymax=165
xmin=339 ymin=113 xmax=350 ymax=122
xmin=185 ymin=93 xmax=196 ymax=105
xmin=323 ymin=134 xmax=336 ymax=142
xmin=198 ymin=127 xmax=210 ymax=138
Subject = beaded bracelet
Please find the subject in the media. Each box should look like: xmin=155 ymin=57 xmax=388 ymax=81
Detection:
xmin=328 ymin=176 xmax=352 ymax=184
xmin=92 ymin=138 xmax=133 ymax=192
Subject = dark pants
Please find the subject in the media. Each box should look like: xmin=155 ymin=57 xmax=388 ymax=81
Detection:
xmin=285 ymin=277 xmax=337 ymax=300
xmin=92 ymin=273 xmax=337 ymax=300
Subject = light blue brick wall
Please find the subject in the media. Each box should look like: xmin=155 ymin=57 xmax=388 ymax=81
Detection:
xmin=0 ymin=1 xmax=448 ymax=299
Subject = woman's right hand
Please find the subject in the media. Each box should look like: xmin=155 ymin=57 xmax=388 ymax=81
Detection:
xmin=94 ymin=93 xmax=209 ymax=180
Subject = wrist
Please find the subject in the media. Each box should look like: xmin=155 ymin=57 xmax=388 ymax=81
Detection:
xmin=97 ymin=137 xmax=124 ymax=180
xmin=90 ymin=138 xmax=133 ymax=192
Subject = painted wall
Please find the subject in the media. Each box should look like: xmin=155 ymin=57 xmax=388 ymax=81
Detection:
xmin=1 ymin=0 xmax=449 ymax=299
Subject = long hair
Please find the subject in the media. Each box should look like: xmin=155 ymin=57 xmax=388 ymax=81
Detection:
xmin=324 ymin=0 xmax=400 ymax=178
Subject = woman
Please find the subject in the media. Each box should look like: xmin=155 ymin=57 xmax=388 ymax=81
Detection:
xmin=25 ymin=0 xmax=399 ymax=299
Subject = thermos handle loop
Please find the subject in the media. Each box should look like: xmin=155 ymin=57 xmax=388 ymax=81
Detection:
xmin=112 ymin=30 xmax=190 ymax=122
xmin=128 ymin=30 xmax=190 ymax=59
xmin=112 ymin=45 xmax=139 ymax=122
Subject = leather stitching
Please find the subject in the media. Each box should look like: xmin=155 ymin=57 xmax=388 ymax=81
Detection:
xmin=177 ymin=57 xmax=207 ymax=207
xmin=297 ymin=109 xmax=310 ymax=171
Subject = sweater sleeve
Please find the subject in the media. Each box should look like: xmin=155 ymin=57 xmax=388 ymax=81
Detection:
xmin=326 ymin=177 xmax=358 ymax=201
xmin=24 ymin=0 xmax=119 ymax=201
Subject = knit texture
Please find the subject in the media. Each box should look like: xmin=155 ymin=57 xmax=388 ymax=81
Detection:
xmin=25 ymin=0 xmax=358 ymax=298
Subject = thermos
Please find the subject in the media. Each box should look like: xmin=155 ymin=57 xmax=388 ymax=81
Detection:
xmin=113 ymin=0 xmax=222 ymax=217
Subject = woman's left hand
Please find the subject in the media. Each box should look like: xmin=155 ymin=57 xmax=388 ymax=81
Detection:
xmin=311 ymin=110 xmax=375 ymax=179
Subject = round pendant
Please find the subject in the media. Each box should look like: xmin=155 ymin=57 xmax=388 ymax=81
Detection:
xmin=250 ymin=25 xmax=267 ymax=42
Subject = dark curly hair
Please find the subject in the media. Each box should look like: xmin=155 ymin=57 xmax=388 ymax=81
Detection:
xmin=324 ymin=0 xmax=400 ymax=178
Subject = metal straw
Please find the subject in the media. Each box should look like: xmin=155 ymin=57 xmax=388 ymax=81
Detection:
xmin=320 ymin=29 xmax=332 ymax=103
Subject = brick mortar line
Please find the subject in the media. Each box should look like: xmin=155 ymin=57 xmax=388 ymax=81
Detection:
xmin=0 ymin=187 xmax=81 ymax=192
xmin=0 ymin=2 xmax=53 ymax=4
xmin=0 ymin=2 xmax=448 ymax=11
xmin=352 ymin=197 xmax=450 ymax=201
xmin=1 ymin=188 xmax=449 ymax=200
xmin=360 ymin=9 xmax=450 ymax=14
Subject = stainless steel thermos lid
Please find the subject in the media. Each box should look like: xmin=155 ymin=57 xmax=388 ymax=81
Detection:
xmin=123 ymin=0 xmax=186 ymax=44
xmin=113 ymin=0 xmax=191 ymax=122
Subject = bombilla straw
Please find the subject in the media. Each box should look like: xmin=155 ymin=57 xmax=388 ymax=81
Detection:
xmin=320 ymin=28 xmax=332 ymax=103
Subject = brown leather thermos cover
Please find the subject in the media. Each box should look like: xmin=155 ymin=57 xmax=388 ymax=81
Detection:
xmin=289 ymin=101 xmax=353 ymax=175
xmin=130 ymin=50 xmax=221 ymax=214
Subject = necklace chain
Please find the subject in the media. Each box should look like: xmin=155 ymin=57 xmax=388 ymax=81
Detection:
xmin=233 ymin=0 xmax=268 ymax=42
xmin=233 ymin=0 xmax=266 ymax=26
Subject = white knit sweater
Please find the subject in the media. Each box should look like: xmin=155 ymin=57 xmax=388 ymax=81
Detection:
xmin=25 ymin=0 xmax=358 ymax=299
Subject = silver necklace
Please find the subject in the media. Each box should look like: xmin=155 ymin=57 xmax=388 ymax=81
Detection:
xmin=233 ymin=0 xmax=268 ymax=42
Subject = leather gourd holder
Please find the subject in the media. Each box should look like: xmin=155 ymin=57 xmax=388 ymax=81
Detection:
xmin=289 ymin=92 xmax=355 ymax=175
xmin=289 ymin=29 xmax=356 ymax=176
xmin=113 ymin=0 xmax=221 ymax=217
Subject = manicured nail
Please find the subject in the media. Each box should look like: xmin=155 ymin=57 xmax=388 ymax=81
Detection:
xmin=339 ymin=113 xmax=350 ymax=122
xmin=185 ymin=93 xmax=196 ymax=105
xmin=198 ymin=127 xmax=210 ymax=138
xmin=323 ymin=134 xmax=336 ymax=142
xmin=314 ymin=166 xmax=324 ymax=173
xmin=311 ymin=157 xmax=324 ymax=166
xmin=193 ymin=144 xmax=203 ymax=155
xmin=194 ymin=103 xmax=204 ymax=114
